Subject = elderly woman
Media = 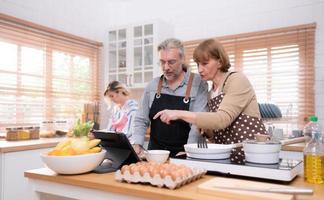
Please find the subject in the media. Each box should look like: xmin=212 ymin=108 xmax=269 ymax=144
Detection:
xmin=104 ymin=81 xmax=138 ymax=140
xmin=154 ymin=39 xmax=267 ymax=162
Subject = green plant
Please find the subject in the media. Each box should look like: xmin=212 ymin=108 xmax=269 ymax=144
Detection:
xmin=72 ymin=119 xmax=94 ymax=137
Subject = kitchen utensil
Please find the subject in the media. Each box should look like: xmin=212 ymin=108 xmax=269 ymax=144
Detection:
xmin=243 ymin=140 xmax=281 ymax=153
xmin=291 ymin=130 xmax=303 ymax=138
xmin=255 ymin=134 xmax=269 ymax=142
xmin=198 ymin=177 xmax=297 ymax=200
xmin=272 ymin=128 xmax=284 ymax=140
xmin=270 ymin=104 xmax=282 ymax=118
xmin=280 ymin=136 xmax=306 ymax=145
xmin=243 ymin=140 xmax=281 ymax=164
xmin=197 ymin=134 xmax=208 ymax=148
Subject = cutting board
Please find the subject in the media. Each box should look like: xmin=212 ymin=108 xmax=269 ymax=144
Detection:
xmin=198 ymin=177 xmax=295 ymax=200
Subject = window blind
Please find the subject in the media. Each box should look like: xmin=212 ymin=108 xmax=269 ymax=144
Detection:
xmin=184 ymin=23 xmax=315 ymax=129
xmin=0 ymin=13 xmax=102 ymax=128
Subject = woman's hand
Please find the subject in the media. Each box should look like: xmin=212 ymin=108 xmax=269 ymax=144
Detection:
xmin=154 ymin=110 xmax=196 ymax=124
xmin=153 ymin=109 xmax=179 ymax=124
xmin=198 ymin=128 xmax=205 ymax=135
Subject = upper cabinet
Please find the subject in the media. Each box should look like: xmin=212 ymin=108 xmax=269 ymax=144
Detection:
xmin=107 ymin=21 xmax=173 ymax=88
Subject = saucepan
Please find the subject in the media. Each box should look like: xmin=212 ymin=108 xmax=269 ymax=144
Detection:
xmin=243 ymin=140 xmax=281 ymax=164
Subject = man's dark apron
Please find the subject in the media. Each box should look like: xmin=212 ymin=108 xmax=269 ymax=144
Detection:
xmin=208 ymin=72 xmax=267 ymax=163
xmin=148 ymin=73 xmax=194 ymax=157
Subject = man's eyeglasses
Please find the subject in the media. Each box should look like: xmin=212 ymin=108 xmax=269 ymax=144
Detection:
xmin=158 ymin=59 xmax=178 ymax=66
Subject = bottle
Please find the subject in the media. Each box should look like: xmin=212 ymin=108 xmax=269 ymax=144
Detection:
xmin=303 ymin=116 xmax=324 ymax=184
xmin=303 ymin=116 xmax=321 ymax=142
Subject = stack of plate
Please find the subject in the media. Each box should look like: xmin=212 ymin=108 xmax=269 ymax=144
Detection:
xmin=258 ymin=103 xmax=282 ymax=119
xmin=184 ymin=144 xmax=234 ymax=160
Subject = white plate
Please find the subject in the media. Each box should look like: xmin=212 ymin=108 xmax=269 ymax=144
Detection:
xmin=186 ymin=152 xmax=231 ymax=160
xmin=184 ymin=143 xmax=234 ymax=154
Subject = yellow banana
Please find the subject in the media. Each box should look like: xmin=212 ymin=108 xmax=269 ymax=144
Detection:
xmin=88 ymin=147 xmax=102 ymax=153
xmin=88 ymin=139 xmax=101 ymax=149
xmin=54 ymin=139 xmax=72 ymax=151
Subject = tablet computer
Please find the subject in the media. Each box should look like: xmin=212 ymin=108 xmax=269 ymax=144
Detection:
xmin=92 ymin=130 xmax=140 ymax=173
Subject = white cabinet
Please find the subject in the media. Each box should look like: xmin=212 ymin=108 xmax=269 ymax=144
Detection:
xmin=107 ymin=21 xmax=173 ymax=88
xmin=0 ymin=148 xmax=51 ymax=200
xmin=0 ymin=138 xmax=62 ymax=200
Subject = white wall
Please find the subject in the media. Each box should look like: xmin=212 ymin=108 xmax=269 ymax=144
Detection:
xmin=1 ymin=0 xmax=323 ymax=127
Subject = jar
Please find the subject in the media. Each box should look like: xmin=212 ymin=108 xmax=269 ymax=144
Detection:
xmin=6 ymin=127 xmax=19 ymax=141
xmin=40 ymin=121 xmax=55 ymax=137
xmin=26 ymin=126 xmax=40 ymax=139
xmin=6 ymin=127 xmax=31 ymax=140
xmin=41 ymin=121 xmax=54 ymax=131
xmin=17 ymin=127 xmax=30 ymax=140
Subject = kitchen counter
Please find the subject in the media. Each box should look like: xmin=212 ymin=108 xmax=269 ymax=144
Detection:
xmin=0 ymin=137 xmax=63 ymax=153
xmin=24 ymin=168 xmax=322 ymax=200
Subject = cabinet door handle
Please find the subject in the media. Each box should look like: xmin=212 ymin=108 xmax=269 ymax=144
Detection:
xmin=128 ymin=74 xmax=132 ymax=87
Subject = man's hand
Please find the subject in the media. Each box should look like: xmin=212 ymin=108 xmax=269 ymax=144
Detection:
xmin=132 ymin=144 xmax=147 ymax=160
xmin=132 ymin=144 xmax=143 ymax=155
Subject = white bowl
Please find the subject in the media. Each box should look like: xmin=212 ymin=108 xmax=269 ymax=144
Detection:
xmin=41 ymin=150 xmax=106 ymax=174
xmin=245 ymin=152 xmax=280 ymax=164
xmin=144 ymin=150 xmax=170 ymax=163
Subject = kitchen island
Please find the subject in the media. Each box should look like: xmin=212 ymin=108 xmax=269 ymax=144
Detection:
xmin=25 ymin=167 xmax=322 ymax=200
xmin=0 ymin=137 xmax=63 ymax=200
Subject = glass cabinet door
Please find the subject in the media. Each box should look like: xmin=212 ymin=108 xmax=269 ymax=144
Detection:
xmin=107 ymin=21 xmax=172 ymax=88
xmin=108 ymin=31 xmax=117 ymax=73
xmin=132 ymin=24 xmax=154 ymax=86
xmin=108 ymin=28 xmax=127 ymax=85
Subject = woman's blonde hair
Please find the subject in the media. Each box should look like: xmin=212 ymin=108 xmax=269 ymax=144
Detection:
xmin=193 ymin=39 xmax=231 ymax=72
xmin=104 ymin=81 xmax=130 ymax=96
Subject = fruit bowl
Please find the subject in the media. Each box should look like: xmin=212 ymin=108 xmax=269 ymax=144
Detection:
xmin=41 ymin=150 xmax=106 ymax=174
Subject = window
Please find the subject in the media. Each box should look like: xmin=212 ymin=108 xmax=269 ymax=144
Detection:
xmin=184 ymin=23 xmax=315 ymax=129
xmin=0 ymin=14 xmax=102 ymax=127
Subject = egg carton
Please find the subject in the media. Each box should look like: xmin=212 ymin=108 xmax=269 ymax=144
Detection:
xmin=115 ymin=167 xmax=206 ymax=189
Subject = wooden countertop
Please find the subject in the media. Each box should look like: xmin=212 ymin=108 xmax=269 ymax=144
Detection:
xmin=0 ymin=137 xmax=63 ymax=153
xmin=25 ymin=168 xmax=322 ymax=200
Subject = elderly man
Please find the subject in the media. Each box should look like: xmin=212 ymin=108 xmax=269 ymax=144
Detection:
xmin=131 ymin=38 xmax=208 ymax=157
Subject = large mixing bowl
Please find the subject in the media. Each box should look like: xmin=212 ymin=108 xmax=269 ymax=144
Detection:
xmin=41 ymin=150 xmax=106 ymax=174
